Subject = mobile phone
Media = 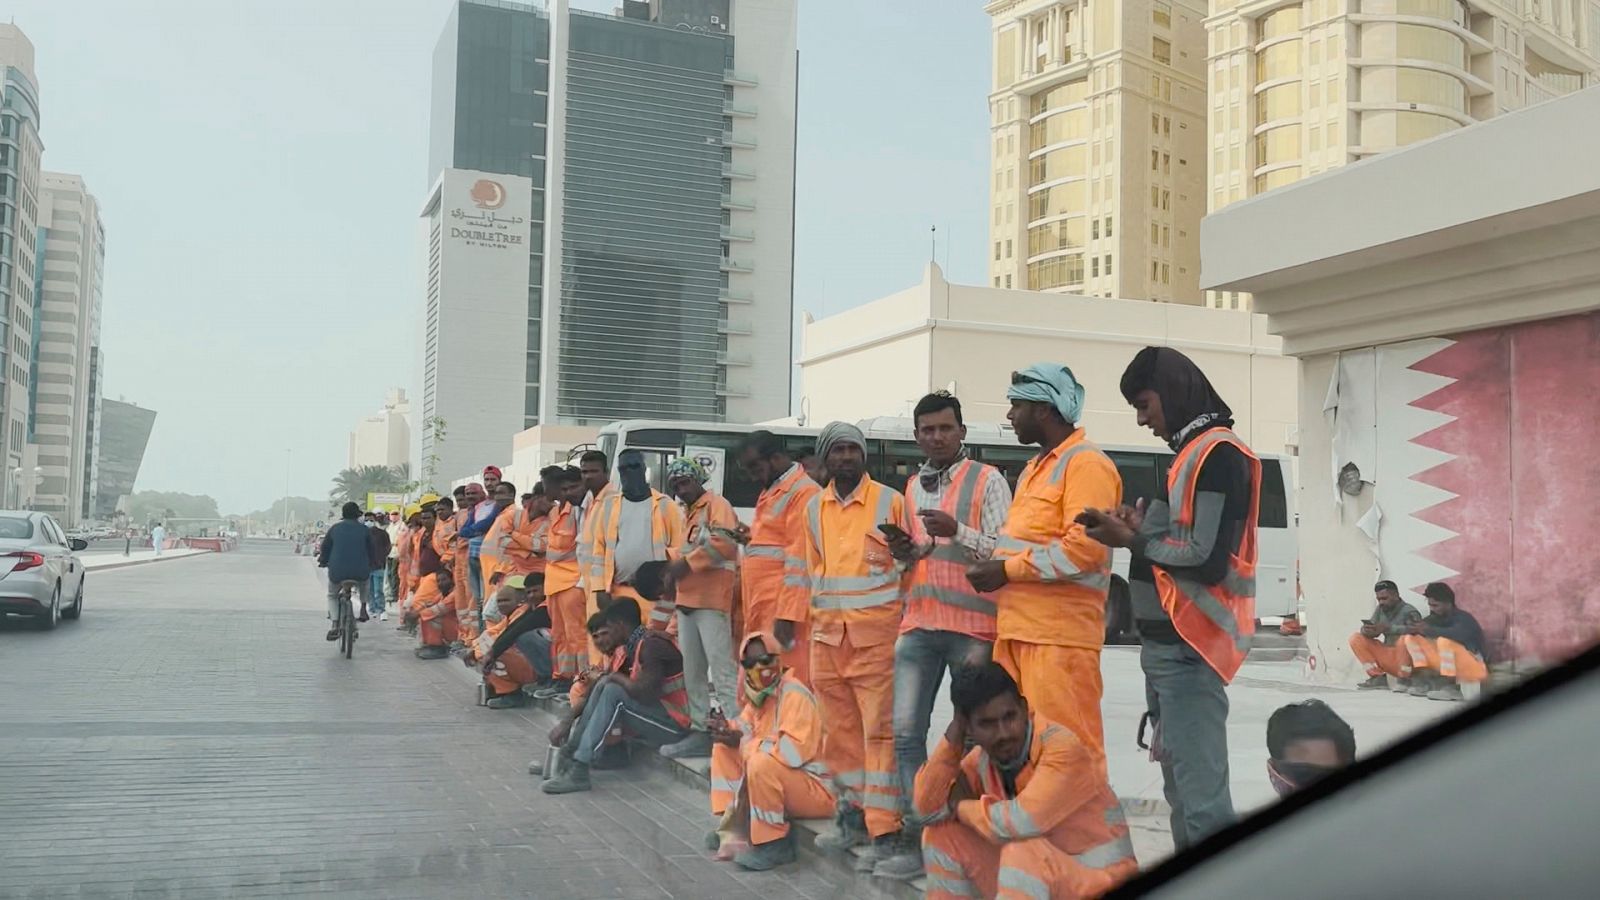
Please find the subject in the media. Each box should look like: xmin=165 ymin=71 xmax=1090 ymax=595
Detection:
xmin=878 ymin=522 xmax=910 ymax=542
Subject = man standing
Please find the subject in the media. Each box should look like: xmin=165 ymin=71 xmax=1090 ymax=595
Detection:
xmin=1349 ymin=580 xmax=1424 ymax=690
xmin=877 ymin=391 xmax=1011 ymax=881
xmin=475 ymin=480 xmax=520 ymax=587
xmin=385 ymin=509 xmax=404 ymax=607
xmin=151 ymin=521 xmax=166 ymax=556
xmin=736 ymin=431 xmax=820 ymax=684
xmin=1078 ymin=346 xmax=1261 ymax=849
xmin=538 ymin=467 xmax=588 ymax=699
xmin=364 ymin=512 xmax=391 ymax=621
xmin=658 ymin=457 xmax=741 ymax=760
xmin=966 ymin=364 xmax=1121 ymax=774
xmin=801 ymin=422 xmax=915 ymax=871
xmin=1398 ymin=582 xmax=1488 ymax=701
xmin=585 ymin=449 xmax=685 ymax=632
xmin=451 ymin=483 xmax=486 ymax=649
xmin=457 ymin=466 xmax=505 ymax=624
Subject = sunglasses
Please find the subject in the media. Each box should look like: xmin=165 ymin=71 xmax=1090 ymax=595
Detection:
xmin=742 ymin=653 xmax=779 ymax=668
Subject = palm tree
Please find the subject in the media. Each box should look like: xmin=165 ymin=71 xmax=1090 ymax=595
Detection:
xmin=329 ymin=465 xmax=410 ymax=505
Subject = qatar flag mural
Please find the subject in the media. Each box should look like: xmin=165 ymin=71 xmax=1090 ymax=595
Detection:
xmin=1351 ymin=310 xmax=1600 ymax=664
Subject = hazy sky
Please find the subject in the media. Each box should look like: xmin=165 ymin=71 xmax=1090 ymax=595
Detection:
xmin=8 ymin=0 xmax=990 ymax=513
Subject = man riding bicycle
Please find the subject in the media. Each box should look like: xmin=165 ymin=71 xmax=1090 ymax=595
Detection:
xmin=319 ymin=502 xmax=380 ymax=641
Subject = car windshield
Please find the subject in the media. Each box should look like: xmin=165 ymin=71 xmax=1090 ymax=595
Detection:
xmin=0 ymin=517 xmax=33 ymax=540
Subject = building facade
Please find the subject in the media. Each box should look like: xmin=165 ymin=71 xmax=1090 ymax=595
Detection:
xmin=348 ymin=388 xmax=411 ymax=470
xmin=1204 ymin=0 xmax=1599 ymax=309
xmin=0 ymin=25 xmax=42 ymax=499
xmin=986 ymin=0 xmax=1209 ymax=304
xmin=423 ymin=0 xmax=797 ymax=482
xmin=93 ymin=398 xmax=155 ymax=520
xmin=33 ymin=173 xmax=105 ymax=526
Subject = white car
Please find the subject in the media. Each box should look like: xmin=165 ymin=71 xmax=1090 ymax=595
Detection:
xmin=0 ymin=511 xmax=88 ymax=628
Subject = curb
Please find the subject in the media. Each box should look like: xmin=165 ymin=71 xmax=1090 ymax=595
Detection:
xmin=83 ymin=551 xmax=214 ymax=573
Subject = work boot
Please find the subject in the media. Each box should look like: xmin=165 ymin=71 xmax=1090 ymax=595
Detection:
xmin=485 ymin=692 xmax=526 ymax=710
xmin=814 ymin=807 xmax=868 ymax=853
xmin=414 ymin=645 xmax=448 ymax=660
xmin=533 ymin=680 xmax=572 ymax=700
xmin=735 ymin=831 xmax=798 ymax=872
xmin=659 ymin=730 xmax=714 ymax=759
xmin=325 ymin=627 xmax=339 ymax=642
xmin=1389 ymin=676 xmax=1412 ymax=693
xmin=872 ymin=831 xmax=925 ymax=880
xmin=1427 ymin=682 xmax=1464 ymax=702
xmin=854 ymin=832 xmax=899 ymax=872
xmin=540 ymin=761 xmax=592 ymax=794
xmin=1408 ymin=674 xmax=1434 ymax=696
xmin=1357 ymin=674 xmax=1389 ymax=690
xmin=449 ymin=640 xmax=464 ymax=652
xmin=358 ymin=609 xmax=370 ymax=623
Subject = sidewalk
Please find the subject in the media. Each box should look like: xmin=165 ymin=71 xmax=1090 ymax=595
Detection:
xmin=83 ymin=548 xmax=211 ymax=571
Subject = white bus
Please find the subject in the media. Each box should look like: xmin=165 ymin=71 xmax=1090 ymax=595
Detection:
xmin=591 ymin=418 xmax=1296 ymax=642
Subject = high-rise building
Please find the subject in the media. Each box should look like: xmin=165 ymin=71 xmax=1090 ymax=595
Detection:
xmin=987 ymin=0 xmax=1209 ymax=304
xmin=422 ymin=0 xmax=796 ymax=480
xmin=0 ymin=24 xmax=42 ymax=493
xmin=93 ymin=398 xmax=155 ymax=520
xmin=1204 ymin=0 xmax=1600 ymax=309
xmin=33 ymin=173 xmax=105 ymax=526
xmin=348 ymin=388 xmax=412 ymax=470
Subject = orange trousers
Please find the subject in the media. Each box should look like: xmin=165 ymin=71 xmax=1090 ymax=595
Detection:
xmin=420 ymin=606 xmax=459 ymax=648
xmin=709 ymin=745 xmax=836 ymax=845
xmin=923 ymin=821 xmax=1135 ymax=900
xmin=812 ymin=630 xmax=899 ymax=837
xmin=1399 ymin=635 xmax=1487 ymax=683
xmin=547 ymin=586 xmax=587 ymax=680
xmin=1348 ymin=634 xmax=1409 ymax=678
xmin=993 ymin=640 xmax=1105 ymax=774
xmin=485 ymin=646 xmax=536 ymax=695
xmin=454 ymin=573 xmax=477 ymax=649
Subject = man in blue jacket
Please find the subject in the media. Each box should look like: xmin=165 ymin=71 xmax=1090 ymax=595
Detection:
xmin=320 ymin=502 xmax=378 ymax=640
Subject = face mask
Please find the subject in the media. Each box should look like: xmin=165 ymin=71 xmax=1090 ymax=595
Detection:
xmin=743 ymin=660 xmax=781 ymax=706
xmin=1267 ymin=759 xmax=1339 ymax=797
xmin=619 ymin=462 xmax=650 ymax=501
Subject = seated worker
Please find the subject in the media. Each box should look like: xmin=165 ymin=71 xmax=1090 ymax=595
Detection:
xmin=402 ymin=501 xmax=457 ymax=659
xmin=915 ymin=663 xmax=1137 ymax=900
xmin=705 ymin=633 xmax=836 ymax=872
xmin=542 ymin=564 xmax=691 ymax=794
xmin=1348 ymin=579 xmax=1424 ymax=690
xmin=466 ymin=574 xmax=551 ymax=709
xmin=1266 ymin=699 xmax=1356 ymax=797
xmin=1398 ymin=582 xmax=1488 ymax=701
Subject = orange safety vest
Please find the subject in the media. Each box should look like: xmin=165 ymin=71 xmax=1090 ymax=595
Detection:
xmin=903 ymin=458 xmax=1005 ymax=640
xmin=1155 ymin=426 xmax=1261 ymax=683
xmin=583 ymin=490 xmax=684 ymax=593
xmin=802 ymin=475 xmax=910 ymax=648
xmin=675 ymin=490 xmax=740 ymax=612
xmin=632 ymin=632 xmax=691 ymax=729
xmin=545 ymin=501 xmax=582 ymax=594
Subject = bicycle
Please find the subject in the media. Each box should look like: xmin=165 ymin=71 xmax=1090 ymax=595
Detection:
xmin=335 ymin=579 xmax=360 ymax=659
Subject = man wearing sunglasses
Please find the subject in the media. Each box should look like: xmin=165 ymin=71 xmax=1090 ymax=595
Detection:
xmin=966 ymin=363 xmax=1121 ymax=776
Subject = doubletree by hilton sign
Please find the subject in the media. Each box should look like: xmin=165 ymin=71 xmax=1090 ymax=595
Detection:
xmin=448 ymin=178 xmax=527 ymax=251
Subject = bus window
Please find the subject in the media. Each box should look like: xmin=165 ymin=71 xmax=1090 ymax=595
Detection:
xmin=680 ymin=429 xmax=762 ymax=509
xmin=1109 ymin=451 xmax=1165 ymax=507
xmin=972 ymin=445 xmax=1036 ymax=491
xmin=625 ymin=428 xmax=684 ymax=450
xmin=1259 ymin=460 xmax=1288 ymax=528
xmin=879 ymin=439 xmax=923 ymax=491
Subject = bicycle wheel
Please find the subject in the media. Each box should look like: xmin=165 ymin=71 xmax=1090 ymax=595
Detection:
xmin=338 ymin=585 xmax=354 ymax=659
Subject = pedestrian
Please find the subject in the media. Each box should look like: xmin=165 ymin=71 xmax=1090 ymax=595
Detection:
xmin=1349 ymin=579 xmax=1423 ymax=690
xmin=537 ymin=467 xmax=588 ymax=700
xmin=476 ymin=480 xmax=521 ymax=588
xmin=576 ymin=450 xmax=614 ymax=659
xmin=1266 ymin=699 xmax=1356 ymax=796
xmin=876 ymin=391 xmax=1011 ymax=881
xmin=452 ymin=482 xmax=487 ymax=648
xmin=659 ymin=457 xmax=742 ymax=760
xmin=801 ymin=421 xmax=915 ymax=871
xmin=151 ymin=521 xmax=166 ymax=556
xmin=734 ymin=430 xmax=821 ymax=685
xmin=966 ymin=363 xmax=1122 ymax=775
xmin=915 ymin=662 xmax=1137 ymax=899
xmin=1078 ymin=345 xmax=1262 ymax=849
xmin=1397 ymin=582 xmax=1488 ymax=701
xmin=385 ymin=509 xmax=404 ymax=606
xmin=585 ymin=448 xmax=685 ymax=633
xmin=364 ymin=511 xmax=392 ymax=620
xmin=318 ymin=502 xmax=376 ymax=638
xmin=457 ymin=466 xmax=506 ymax=632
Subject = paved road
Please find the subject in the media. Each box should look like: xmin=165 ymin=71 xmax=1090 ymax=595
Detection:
xmin=0 ymin=540 xmax=877 ymax=900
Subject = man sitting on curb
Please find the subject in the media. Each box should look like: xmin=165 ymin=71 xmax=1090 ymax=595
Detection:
xmin=466 ymin=574 xmax=550 ymax=709
xmin=706 ymin=633 xmax=836 ymax=872
xmin=542 ymin=563 xmax=691 ymax=794
xmin=1398 ymin=582 xmax=1488 ymax=702
xmin=914 ymin=663 xmax=1137 ymax=900
xmin=1348 ymin=579 xmax=1423 ymax=691
xmin=1266 ymin=699 xmax=1356 ymax=797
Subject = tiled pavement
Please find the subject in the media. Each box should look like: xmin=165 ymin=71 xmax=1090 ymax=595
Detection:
xmin=0 ymin=540 xmax=895 ymax=900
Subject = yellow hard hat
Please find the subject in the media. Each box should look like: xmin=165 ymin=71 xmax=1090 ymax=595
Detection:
xmin=418 ymin=493 xmax=441 ymax=507
xmin=404 ymin=503 xmax=422 ymax=519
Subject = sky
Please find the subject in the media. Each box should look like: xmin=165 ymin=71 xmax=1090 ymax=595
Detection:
xmin=7 ymin=0 xmax=991 ymax=513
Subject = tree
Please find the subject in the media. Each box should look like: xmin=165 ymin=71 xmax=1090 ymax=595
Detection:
xmin=127 ymin=492 xmax=221 ymax=528
xmin=328 ymin=465 xmax=409 ymax=505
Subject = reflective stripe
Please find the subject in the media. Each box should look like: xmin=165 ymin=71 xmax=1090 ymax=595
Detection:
xmin=927 ymin=541 xmax=978 ymax=564
xmin=816 ymin=573 xmax=900 ymax=592
xmin=781 ymin=574 xmax=810 ymax=588
xmin=927 ymin=875 xmax=979 ymax=898
xmin=747 ymin=545 xmax=786 ymax=560
xmin=906 ymin=583 xmax=997 ymax=615
xmin=988 ymin=799 xmax=1041 ymax=839
xmin=924 ymin=844 xmax=964 ymax=874
xmin=862 ymin=770 xmax=898 ymax=788
xmin=802 ymin=760 xmax=833 ymax=781
xmin=711 ymin=777 xmax=742 ymax=793
xmin=1046 ymin=443 xmax=1096 ymax=483
xmin=812 ymin=586 xmax=901 ymax=611
xmin=776 ymin=735 xmax=805 ymax=767
xmin=751 ymin=805 xmax=786 ymax=826
xmin=861 ymin=792 xmax=898 ymax=810
xmin=1072 ymin=831 xmax=1136 ymax=869
xmin=757 ymin=739 xmax=775 ymax=755
xmin=997 ymin=867 xmax=1050 ymax=900
xmin=547 ymin=549 xmax=576 ymax=562
xmin=1168 ymin=573 xmax=1251 ymax=655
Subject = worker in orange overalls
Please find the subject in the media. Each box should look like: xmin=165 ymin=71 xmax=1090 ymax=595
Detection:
xmin=915 ymin=662 xmax=1137 ymax=899
xmin=452 ymin=482 xmax=486 ymax=652
xmin=1348 ymin=579 xmax=1423 ymax=689
xmin=706 ymin=632 xmax=837 ymax=871
xmin=1078 ymin=347 xmax=1261 ymax=849
xmin=469 ymin=573 xmax=551 ymax=709
xmin=535 ymin=466 xmax=587 ymax=699
xmin=800 ymin=422 xmax=914 ymax=871
xmin=585 ymin=448 xmax=685 ymax=633
xmin=658 ymin=457 xmax=741 ymax=760
xmin=404 ymin=501 xmax=458 ymax=660
xmin=393 ymin=504 xmax=420 ymax=632
xmin=482 ymin=481 xmax=552 ymax=587
xmin=735 ymin=430 xmax=821 ymax=685
xmin=967 ymin=364 xmax=1121 ymax=775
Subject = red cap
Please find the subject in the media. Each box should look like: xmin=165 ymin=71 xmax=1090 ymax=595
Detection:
xmin=483 ymin=465 xmax=503 ymax=478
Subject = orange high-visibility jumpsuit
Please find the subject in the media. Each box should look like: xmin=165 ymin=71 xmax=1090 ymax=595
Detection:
xmin=915 ymin=712 xmax=1138 ymax=900
xmin=447 ymin=511 xmax=479 ymax=648
xmin=1398 ymin=635 xmax=1488 ymax=683
xmin=992 ymin=430 xmax=1121 ymax=773
xmin=710 ymin=667 xmax=837 ymax=846
xmin=482 ymin=504 xmax=548 ymax=586
xmin=677 ymin=489 xmax=741 ymax=727
xmin=802 ymin=475 xmax=912 ymax=838
xmin=479 ymin=601 xmax=541 ymax=695
xmin=545 ymin=501 xmax=586 ymax=681
xmin=395 ymin=525 xmax=415 ymax=615
xmin=584 ymin=489 xmax=685 ymax=635
xmin=415 ymin=525 xmax=458 ymax=648
xmin=1349 ymin=634 xmax=1410 ymax=679
xmin=753 ymin=463 xmax=821 ymax=685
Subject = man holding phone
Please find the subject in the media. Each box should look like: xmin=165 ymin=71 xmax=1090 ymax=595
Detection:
xmin=876 ymin=392 xmax=1011 ymax=880
xmin=1349 ymin=579 xmax=1423 ymax=690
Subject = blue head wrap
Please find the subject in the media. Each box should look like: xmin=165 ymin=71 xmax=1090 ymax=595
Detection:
xmin=1006 ymin=363 xmax=1086 ymax=424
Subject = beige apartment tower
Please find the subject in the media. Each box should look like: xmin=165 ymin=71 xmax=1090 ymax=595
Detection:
xmin=987 ymin=0 xmax=1209 ymax=304
xmin=1205 ymin=0 xmax=1599 ymax=308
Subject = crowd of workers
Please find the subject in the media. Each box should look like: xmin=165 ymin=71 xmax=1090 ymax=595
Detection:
xmin=316 ymin=344 xmax=1487 ymax=898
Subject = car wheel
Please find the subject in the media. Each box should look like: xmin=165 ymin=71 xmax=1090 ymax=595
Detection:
xmin=39 ymin=586 xmax=60 ymax=630
xmin=63 ymin=579 xmax=83 ymax=620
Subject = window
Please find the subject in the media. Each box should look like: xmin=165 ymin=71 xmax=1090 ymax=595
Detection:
xmin=1005 ymin=239 xmax=1013 ymax=257
xmin=1092 ymin=256 xmax=1100 ymax=277
xmin=1153 ymin=1 xmax=1172 ymax=28
xmin=1153 ymin=37 xmax=1172 ymax=64
xmin=1162 ymin=225 xmax=1170 ymax=247
xmin=994 ymin=276 xmax=1002 ymax=287
xmin=1105 ymin=216 xmax=1113 ymax=237
xmin=994 ymin=241 xmax=1002 ymax=260
xmin=1152 ymin=260 xmax=1161 ymax=280
xmin=1152 ymin=149 xmax=1161 ymax=171
xmin=1151 ymin=223 xmax=1161 ymax=244
xmin=1152 ymin=113 xmax=1161 ymax=134
xmin=1151 ymin=186 xmax=1161 ymax=208
xmin=1161 ymin=189 xmax=1170 ymax=210
xmin=1162 ymin=152 xmax=1171 ymax=174
xmin=1161 ymin=263 xmax=1170 ymax=284
xmin=1005 ymin=274 xmax=1013 ymax=288
xmin=1163 ymin=116 xmax=1171 ymax=136
xmin=1105 ymin=254 xmax=1113 ymax=275
xmin=1092 ymin=218 xmax=1100 ymax=239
